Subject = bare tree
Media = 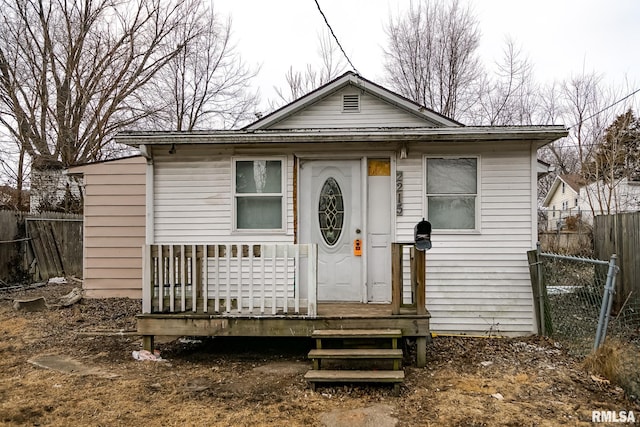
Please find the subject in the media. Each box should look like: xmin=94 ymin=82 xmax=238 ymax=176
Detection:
xmin=383 ymin=0 xmax=482 ymax=120
xmin=563 ymin=73 xmax=613 ymax=168
xmin=534 ymin=71 xmax=633 ymax=218
xmin=0 ymin=0 xmax=204 ymax=167
xmin=536 ymin=82 xmax=579 ymax=178
xmin=536 ymin=73 xmax=614 ymax=177
xmin=581 ymin=109 xmax=640 ymax=215
xmin=470 ymin=38 xmax=538 ymax=126
xmin=0 ymin=135 xmax=29 ymax=210
xmin=272 ymin=30 xmax=347 ymax=107
xmin=149 ymin=7 xmax=260 ymax=130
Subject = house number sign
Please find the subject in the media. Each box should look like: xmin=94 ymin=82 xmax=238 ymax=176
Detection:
xmin=396 ymin=171 xmax=403 ymax=216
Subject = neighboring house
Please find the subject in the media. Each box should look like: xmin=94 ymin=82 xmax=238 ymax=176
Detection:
xmin=542 ymin=174 xmax=640 ymax=229
xmin=541 ymin=174 xmax=583 ymax=230
xmin=579 ymin=177 xmax=640 ymax=222
xmin=30 ymin=158 xmax=82 ymax=213
xmin=109 ymin=70 xmax=566 ymax=350
xmin=67 ymin=156 xmax=146 ymax=298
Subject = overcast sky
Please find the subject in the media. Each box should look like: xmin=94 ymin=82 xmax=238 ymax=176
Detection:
xmin=214 ymin=0 xmax=640 ymax=111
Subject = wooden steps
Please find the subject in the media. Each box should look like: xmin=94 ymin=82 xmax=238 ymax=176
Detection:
xmin=308 ymin=348 xmax=403 ymax=359
xmin=305 ymin=370 xmax=404 ymax=383
xmin=305 ymin=328 xmax=404 ymax=395
xmin=312 ymin=329 xmax=403 ymax=340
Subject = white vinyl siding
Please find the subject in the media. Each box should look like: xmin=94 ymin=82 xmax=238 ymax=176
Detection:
xmin=268 ymin=88 xmax=440 ymax=129
xmin=396 ymin=144 xmax=536 ymax=335
xmin=153 ymin=149 xmax=294 ymax=243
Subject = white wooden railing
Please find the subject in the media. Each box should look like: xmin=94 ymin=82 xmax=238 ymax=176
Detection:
xmin=142 ymin=243 xmax=318 ymax=317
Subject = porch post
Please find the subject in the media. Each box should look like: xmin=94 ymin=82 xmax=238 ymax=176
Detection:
xmin=415 ymin=248 xmax=427 ymax=315
xmin=142 ymin=245 xmax=152 ymax=314
xmin=142 ymin=335 xmax=155 ymax=352
xmin=416 ymin=336 xmax=427 ymax=368
xmin=307 ymin=244 xmax=317 ymax=317
xmin=391 ymin=243 xmax=402 ymax=314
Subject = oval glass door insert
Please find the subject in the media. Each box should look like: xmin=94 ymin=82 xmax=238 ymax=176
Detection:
xmin=318 ymin=177 xmax=344 ymax=246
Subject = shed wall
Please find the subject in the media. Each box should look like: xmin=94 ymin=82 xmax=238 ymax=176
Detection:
xmin=76 ymin=156 xmax=146 ymax=298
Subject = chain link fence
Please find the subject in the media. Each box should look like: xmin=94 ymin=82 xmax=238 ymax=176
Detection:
xmin=532 ymin=249 xmax=640 ymax=400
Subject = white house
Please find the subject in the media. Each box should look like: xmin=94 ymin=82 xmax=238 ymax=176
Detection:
xmin=542 ymin=174 xmax=640 ymax=229
xmin=111 ymin=72 xmax=566 ymax=355
xmin=579 ymin=177 xmax=640 ymax=221
xmin=541 ymin=174 xmax=583 ymax=230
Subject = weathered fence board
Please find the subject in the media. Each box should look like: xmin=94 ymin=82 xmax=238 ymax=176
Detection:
xmin=0 ymin=211 xmax=82 ymax=283
xmin=538 ymin=231 xmax=592 ymax=254
xmin=0 ymin=211 xmax=24 ymax=283
xmin=594 ymin=212 xmax=640 ymax=312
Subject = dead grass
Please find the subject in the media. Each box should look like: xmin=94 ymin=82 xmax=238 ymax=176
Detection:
xmin=584 ymin=339 xmax=640 ymax=402
xmin=1 ymin=283 xmax=639 ymax=426
xmin=584 ymin=340 xmax=623 ymax=382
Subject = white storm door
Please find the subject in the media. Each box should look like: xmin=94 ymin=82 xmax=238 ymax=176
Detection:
xmin=299 ymin=160 xmax=362 ymax=302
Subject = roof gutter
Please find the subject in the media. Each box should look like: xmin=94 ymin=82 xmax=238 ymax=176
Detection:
xmin=116 ymin=126 xmax=568 ymax=148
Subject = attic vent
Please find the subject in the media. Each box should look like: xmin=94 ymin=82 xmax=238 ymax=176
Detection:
xmin=342 ymin=94 xmax=360 ymax=112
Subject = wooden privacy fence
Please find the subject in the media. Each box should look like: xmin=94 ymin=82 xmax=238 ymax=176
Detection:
xmin=143 ymin=243 xmax=318 ymax=316
xmin=26 ymin=215 xmax=83 ymax=280
xmin=0 ymin=211 xmax=82 ymax=283
xmin=538 ymin=231 xmax=592 ymax=254
xmin=0 ymin=211 xmax=23 ymax=283
xmin=594 ymin=212 xmax=640 ymax=312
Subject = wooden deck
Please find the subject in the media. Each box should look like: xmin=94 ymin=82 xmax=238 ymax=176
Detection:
xmin=137 ymin=303 xmax=431 ymax=366
xmin=138 ymin=243 xmax=432 ymax=366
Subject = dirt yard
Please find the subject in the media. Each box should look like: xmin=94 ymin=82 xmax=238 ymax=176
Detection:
xmin=1 ymin=282 xmax=638 ymax=426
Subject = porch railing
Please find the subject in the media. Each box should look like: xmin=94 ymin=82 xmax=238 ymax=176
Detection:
xmin=142 ymin=243 xmax=318 ymax=317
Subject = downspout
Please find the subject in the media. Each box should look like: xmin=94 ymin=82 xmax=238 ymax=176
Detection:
xmin=139 ymin=144 xmax=154 ymax=245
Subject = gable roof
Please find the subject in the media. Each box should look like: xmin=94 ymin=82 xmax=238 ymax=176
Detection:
xmin=560 ymin=174 xmax=584 ymax=193
xmin=245 ymin=71 xmax=462 ymax=130
xmin=542 ymin=174 xmax=585 ymax=207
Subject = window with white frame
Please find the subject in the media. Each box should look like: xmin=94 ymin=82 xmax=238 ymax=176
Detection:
xmin=234 ymin=158 xmax=284 ymax=230
xmin=425 ymin=157 xmax=478 ymax=230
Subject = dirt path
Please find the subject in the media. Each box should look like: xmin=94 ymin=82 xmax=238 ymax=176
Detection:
xmin=1 ymin=283 xmax=637 ymax=426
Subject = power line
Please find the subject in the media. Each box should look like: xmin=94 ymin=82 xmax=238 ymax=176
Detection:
xmin=569 ymin=87 xmax=640 ymax=129
xmin=312 ymin=0 xmax=360 ymax=75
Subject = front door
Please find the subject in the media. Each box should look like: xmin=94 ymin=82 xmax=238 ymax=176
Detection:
xmin=299 ymin=160 xmax=362 ymax=301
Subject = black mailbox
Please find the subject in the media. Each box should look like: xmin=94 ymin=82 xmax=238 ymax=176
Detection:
xmin=414 ymin=218 xmax=432 ymax=251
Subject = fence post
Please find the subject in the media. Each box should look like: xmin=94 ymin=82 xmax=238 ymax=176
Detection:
xmin=594 ymin=254 xmax=618 ymax=350
xmin=536 ymin=242 xmax=546 ymax=336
